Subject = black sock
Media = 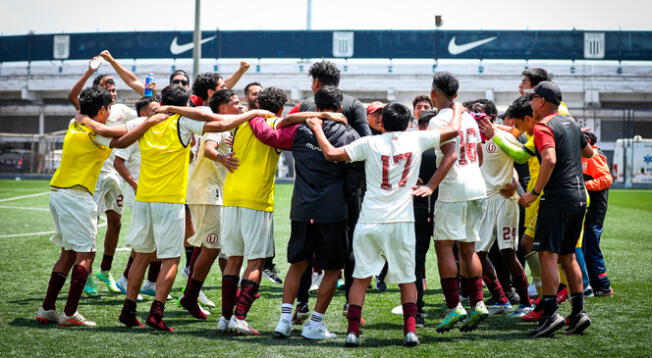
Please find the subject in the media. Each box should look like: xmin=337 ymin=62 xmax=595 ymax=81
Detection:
xmin=570 ymin=292 xmax=584 ymax=316
xmin=543 ymin=295 xmax=558 ymax=317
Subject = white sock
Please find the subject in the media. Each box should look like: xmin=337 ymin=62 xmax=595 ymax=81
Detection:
xmin=309 ymin=311 xmax=324 ymax=327
xmin=281 ymin=303 xmax=293 ymax=321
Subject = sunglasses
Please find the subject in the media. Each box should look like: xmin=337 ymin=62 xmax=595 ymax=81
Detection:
xmin=171 ymin=79 xmax=189 ymax=86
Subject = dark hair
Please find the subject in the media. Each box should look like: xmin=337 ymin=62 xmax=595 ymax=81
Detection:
xmin=169 ymin=69 xmax=190 ymax=84
xmin=92 ymin=74 xmax=114 ymax=87
xmin=244 ymin=82 xmax=262 ymax=95
xmin=507 ymin=95 xmax=533 ymax=120
xmin=191 ymin=72 xmax=223 ymax=101
xmin=308 ymin=61 xmax=340 ymax=87
xmin=381 ymin=102 xmax=412 ymax=132
xmin=412 ymin=95 xmax=433 ymax=109
xmin=314 ymin=86 xmax=343 ymax=112
xmin=462 ymin=98 xmax=497 ymax=117
xmin=160 ymin=85 xmax=190 ymax=106
xmin=418 ymin=109 xmax=438 ymax=128
xmin=583 ymin=129 xmax=598 ymax=146
xmin=79 ymin=86 xmax=113 ymax=117
xmin=135 ymin=96 xmax=159 ymax=117
xmin=522 ymin=68 xmax=549 ymax=86
xmin=431 ymin=71 xmax=459 ymax=98
xmin=258 ymin=87 xmax=287 ymax=114
xmin=209 ymin=89 xmax=236 ymax=113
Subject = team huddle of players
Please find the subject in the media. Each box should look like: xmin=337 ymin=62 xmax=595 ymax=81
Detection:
xmin=35 ymin=50 xmax=614 ymax=347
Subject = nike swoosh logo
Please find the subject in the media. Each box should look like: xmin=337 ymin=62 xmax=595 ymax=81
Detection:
xmin=170 ymin=36 xmax=216 ymax=55
xmin=448 ymin=36 xmax=497 ymax=55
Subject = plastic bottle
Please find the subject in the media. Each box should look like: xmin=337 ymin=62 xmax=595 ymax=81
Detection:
xmin=144 ymin=73 xmax=155 ymax=97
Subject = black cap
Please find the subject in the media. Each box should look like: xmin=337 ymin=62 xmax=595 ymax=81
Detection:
xmin=533 ymin=81 xmax=562 ymax=105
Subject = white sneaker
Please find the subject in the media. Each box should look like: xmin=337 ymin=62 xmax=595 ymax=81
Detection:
xmin=36 ymin=307 xmax=59 ymax=324
xmin=140 ymin=280 xmax=156 ymax=296
xmin=309 ymin=272 xmax=323 ymax=292
xmin=403 ymin=331 xmax=419 ymax=347
xmin=181 ymin=266 xmax=190 ymax=279
xmin=273 ymin=318 xmax=293 ymax=338
xmin=116 ymin=275 xmax=144 ymax=302
xmin=216 ymin=316 xmax=229 ymax=333
xmin=58 ymin=311 xmax=96 ymax=327
xmin=200 ymin=304 xmax=211 ymax=316
xmin=487 ymin=302 xmax=513 ymax=315
xmin=198 ymin=290 xmax=216 ymax=308
xmin=528 ymin=283 xmax=538 ymax=297
xmin=344 ymin=332 xmax=360 ymax=347
xmin=228 ymin=316 xmax=260 ymax=335
xmin=301 ymin=322 xmax=337 ymax=340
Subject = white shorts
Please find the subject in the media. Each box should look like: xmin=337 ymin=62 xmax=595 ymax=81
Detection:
xmin=434 ymin=199 xmax=487 ymax=242
xmin=476 ymin=196 xmax=520 ymax=252
xmin=126 ymin=201 xmax=185 ymax=259
xmin=187 ymin=204 xmax=221 ymax=249
xmin=120 ymin=179 xmax=136 ymax=208
xmin=352 ymin=222 xmax=416 ymax=284
xmin=93 ymin=171 xmax=124 ymax=215
xmin=221 ymin=206 xmax=274 ymax=260
xmin=49 ymin=188 xmax=98 ymax=252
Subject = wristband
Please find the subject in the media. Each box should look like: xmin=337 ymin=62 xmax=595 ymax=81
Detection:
xmin=530 ymin=189 xmax=541 ymax=197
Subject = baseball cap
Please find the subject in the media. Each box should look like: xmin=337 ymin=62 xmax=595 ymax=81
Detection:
xmin=367 ymin=101 xmax=386 ymax=114
xmin=533 ymin=81 xmax=562 ymax=105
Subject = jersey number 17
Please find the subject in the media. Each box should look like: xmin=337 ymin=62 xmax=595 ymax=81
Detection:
xmin=380 ymin=153 xmax=412 ymax=190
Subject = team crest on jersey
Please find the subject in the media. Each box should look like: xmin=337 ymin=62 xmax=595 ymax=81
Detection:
xmin=206 ymin=233 xmax=218 ymax=244
xmin=486 ymin=142 xmax=497 ymax=153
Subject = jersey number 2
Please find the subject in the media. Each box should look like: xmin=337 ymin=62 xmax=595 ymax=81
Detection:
xmin=381 ymin=153 xmax=412 ymax=190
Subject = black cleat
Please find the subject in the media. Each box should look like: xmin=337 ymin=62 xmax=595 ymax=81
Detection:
xmin=565 ymin=312 xmax=591 ymax=334
xmin=529 ymin=313 xmax=565 ymax=338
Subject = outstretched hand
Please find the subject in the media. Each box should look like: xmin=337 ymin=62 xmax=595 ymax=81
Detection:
xmin=217 ymin=152 xmax=239 ymax=172
xmin=412 ymin=185 xmax=433 ymax=197
xmin=99 ymin=50 xmax=114 ymax=63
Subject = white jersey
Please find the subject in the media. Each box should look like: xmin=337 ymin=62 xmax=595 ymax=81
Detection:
xmin=101 ymin=103 xmax=137 ymax=174
xmin=344 ymin=130 xmax=441 ymax=224
xmin=481 ymin=130 xmax=519 ymax=198
xmin=186 ymin=132 xmax=230 ymax=205
xmin=428 ymin=108 xmax=486 ymax=202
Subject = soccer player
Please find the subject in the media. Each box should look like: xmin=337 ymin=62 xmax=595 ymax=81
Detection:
xmin=36 ymin=86 xmax=165 ymax=326
xmin=307 ymin=102 xmax=463 ymax=347
xmin=580 ymin=128 xmax=614 ymax=297
xmin=243 ymin=82 xmax=263 ymax=111
xmin=117 ymin=85 xmax=272 ymax=331
xmin=413 ymin=72 xmax=489 ymax=333
xmin=520 ymin=81 xmax=594 ymax=338
xmin=411 ymin=95 xmax=433 ymax=129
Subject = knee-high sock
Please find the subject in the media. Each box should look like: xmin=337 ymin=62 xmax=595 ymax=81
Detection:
xmin=64 ymin=265 xmax=89 ymax=316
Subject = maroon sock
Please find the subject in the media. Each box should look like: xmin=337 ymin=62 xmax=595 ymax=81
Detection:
xmin=180 ymin=279 xmax=207 ymax=320
xmin=42 ymin=272 xmax=67 ymax=311
xmin=513 ymin=271 xmax=532 ymax=306
xmin=459 ymin=276 xmax=469 ymax=297
xmin=146 ymin=300 xmax=173 ymax=332
xmin=482 ymin=274 xmax=508 ymax=304
xmin=402 ymin=302 xmax=417 ymax=334
xmin=100 ymin=254 xmax=113 ymax=272
xmin=235 ymin=280 xmax=259 ymax=320
xmin=347 ymin=304 xmax=362 ymax=335
xmin=441 ymin=277 xmax=460 ymax=309
xmin=147 ymin=261 xmax=162 ymax=283
xmin=64 ymin=265 xmax=89 ymax=316
xmin=188 ymin=247 xmax=201 ymax=279
xmin=468 ymin=276 xmax=485 ymax=307
xmin=123 ymin=256 xmax=135 ymax=279
xmin=119 ymin=299 xmax=144 ymax=327
xmin=221 ymin=275 xmax=238 ymax=319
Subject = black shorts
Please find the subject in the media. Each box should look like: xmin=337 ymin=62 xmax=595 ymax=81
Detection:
xmin=287 ymin=220 xmax=348 ymax=270
xmin=533 ymin=204 xmax=586 ymax=255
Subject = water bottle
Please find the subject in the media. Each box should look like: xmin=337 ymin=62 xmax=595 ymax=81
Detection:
xmin=144 ymin=73 xmax=155 ymax=97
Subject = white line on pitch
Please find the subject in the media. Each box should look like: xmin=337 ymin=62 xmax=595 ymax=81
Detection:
xmin=0 ymin=205 xmax=49 ymax=212
xmin=0 ymin=191 xmax=50 ymax=203
xmin=0 ymin=221 xmax=107 ymax=239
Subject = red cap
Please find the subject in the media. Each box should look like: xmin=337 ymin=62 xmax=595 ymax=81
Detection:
xmin=367 ymin=101 xmax=386 ymax=114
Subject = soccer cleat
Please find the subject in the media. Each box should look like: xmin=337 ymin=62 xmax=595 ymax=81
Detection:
xmin=198 ymin=289 xmax=216 ymax=308
xmin=116 ymin=275 xmax=144 ymax=302
xmin=179 ymin=296 xmax=207 ymax=320
xmin=416 ymin=313 xmax=426 ymax=328
xmin=262 ymin=264 xmax=283 ymax=284
xmin=146 ymin=313 xmax=173 ymax=332
xmin=375 ymin=276 xmax=387 ymax=292
xmin=216 ymin=316 xmax=230 ymax=334
xmin=228 ymin=316 xmax=260 ymax=335
xmin=301 ymin=323 xmax=337 ymax=340
xmin=556 ymin=287 xmax=569 ymax=304
xmin=96 ymin=271 xmax=120 ymax=293
xmin=84 ymin=277 xmax=100 ymax=298
xmin=403 ymin=331 xmax=419 ymax=347
xmin=529 ymin=312 xmax=565 ymax=338
xmin=36 ymin=307 xmax=59 ymax=324
xmin=293 ymin=302 xmax=310 ymax=325
xmin=521 ymin=309 xmax=543 ymax=322
xmin=528 ymin=283 xmax=538 ymax=298
xmin=436 ymin=303 xmax=467 ymax=333
xmin=336 ymin=279 xmax=345 ymax=290
xmin=507 ymin=287 xmax=521 ymax=305
xmin=565 ymin=311 xmax=591 ymax=334
xmin=344 ymin=333 xmax=361 ymax=347
xmin=593 ymin=287 xmax=614 ymax=298
xmin=181 ymin=266 xmax=190 ymax=279
xmin=508 ymin=304 xmax=535 ymax=318
xmin=140 ymin=280 xmax=156 ymax=296
xmin=309 ymin=272 xmax=323 ymax=292
xmin=273 ymin=318 xmax=293 ymax=338
xmin=119 ymin=311 xmax=144 ymax=328
xmin=59 ymin=311 xmax=96 ymax=327
xmin=460 ymin=301 xmax=489 ymax=332
xmin=487 ymin=302 xmax=513 ymax=315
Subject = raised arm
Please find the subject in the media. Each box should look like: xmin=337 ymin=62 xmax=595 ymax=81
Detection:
xmin=224 ymin=61 xmax=250 ymax=89
xmin=276 ymin=111 xmax=347 ymax=129
xmin=158 ymin=106 xmax=272 ymax=124
xmin=306 ymin=118 xmax=350 ymax=162
xmin=68 ymin=59 xmax=99 ymax=110
xmin=100 ymin=50 xmax=145 ymax=96
xmin=75 ymin=114 xmax=127 ymax=137
xmin=109 ymin=114 xmax=167 ymax=148
xmin=202 ymin=111 xmax=274 ymax=133
xmin=250 ymin=117 xmax=297 ymax=150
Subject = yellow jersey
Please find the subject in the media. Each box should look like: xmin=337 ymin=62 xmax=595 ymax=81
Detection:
xmin=223 ymin=117 xmax=280 ymax=212
xmin=50 ymin=120 xmax=112 ymax=194
xmin=524 ymin=134 xmax=540 ymax=192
